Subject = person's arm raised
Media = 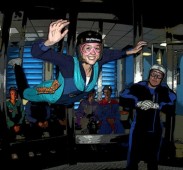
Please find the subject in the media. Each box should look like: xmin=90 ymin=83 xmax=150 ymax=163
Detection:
xmin=44 ymin=19 xmax=70 ymax=47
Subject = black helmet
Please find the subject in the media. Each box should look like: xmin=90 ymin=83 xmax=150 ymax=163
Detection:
xmin=76 ymin=31 xmax=103 ymax=46
xmin=102 ymin=85 xmax=112 ymax=93
xmin=76 ymin=31 xmax=103 ymax=61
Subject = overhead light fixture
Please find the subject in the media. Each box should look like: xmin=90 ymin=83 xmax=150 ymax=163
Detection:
xmin=102 ymin=34 xmax=106 ymax=39
xmin=156 ymin=58 xmax=161 ymax=62
xmin=9 ymin=28 xmax=19 ymax=34
xmin=142 ymin=52 xmax=151 ymax=56
xmin=160 ymin=42 xmax=167 ymax=47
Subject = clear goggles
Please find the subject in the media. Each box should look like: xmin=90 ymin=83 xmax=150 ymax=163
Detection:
xmin=150 ymin=70 xmax=163 ymax=79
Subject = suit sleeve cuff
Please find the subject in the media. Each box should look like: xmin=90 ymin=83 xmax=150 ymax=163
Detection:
xmin=39 ymin=41 xmax=50 ymax=51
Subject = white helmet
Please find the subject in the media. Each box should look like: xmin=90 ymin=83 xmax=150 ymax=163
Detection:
xmin=150 ymin=64 xmax=166 ymax=75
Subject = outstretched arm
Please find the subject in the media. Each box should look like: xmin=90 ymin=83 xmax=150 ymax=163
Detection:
xmin=101 ymin=40 xmax=147 ymax=64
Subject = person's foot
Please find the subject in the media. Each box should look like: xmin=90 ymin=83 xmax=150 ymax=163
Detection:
xmin=36 ymin=151 xmax=42 ymax=156
xmin=11 ymin=153 xmax=18 ymax=160
xmin=50 ymin=149 xmax=56 ymax=154
xmin=28 ymin=151 xmax=35 ymax=158
xmin=8 ymin=58 xmax=22 ymax=68
xmin=16 ymin=134 xmax=25 ymax=140
xmin=42 ymin=131 xmax=50 ymax=138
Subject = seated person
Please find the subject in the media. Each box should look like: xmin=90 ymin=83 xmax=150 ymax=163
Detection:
xmin=49 ymin=104 xmax=67 ymax=136
xmin=75 ymin=89 xmax=99 ymax=134
xmin=97 ymin=85 xmax=125 ymax=134
xmin=6 ymin=87 xmax=26 ymax=141
xmin=25 ymin=101 xmax=51 ymax=139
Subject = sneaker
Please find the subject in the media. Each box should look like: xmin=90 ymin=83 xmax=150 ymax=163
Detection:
xmin=16 ymin=135 xmax=25 ymax=140
xmin=50 ymin=149 xmax=56 ymax=154
xmin=28 ymin=151 xmax=35 ymax=158
xmin=8 ymin=58 xmax=22 ymax=67
xmin=36 ymin=152 xmax=42 ymax=156
xmin=11 ymin=153 xmax=18 ymax=160
xmin=81 ymin=128 xmax=89 ymax=134
xmin=42 ymin=131 xmax=50 ymax=138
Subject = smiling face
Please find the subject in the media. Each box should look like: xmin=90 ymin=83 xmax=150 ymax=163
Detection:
xmin=148 ymin=69 xmax=164 ymax=88
xmin=79 ymin=43 xmax=102 ymax=65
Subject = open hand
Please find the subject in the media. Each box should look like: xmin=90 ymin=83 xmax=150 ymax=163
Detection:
xmin=44 ymin=19 xmax=70 ymax=46
xmin=126 ymin=41 xmax=147 ymax=55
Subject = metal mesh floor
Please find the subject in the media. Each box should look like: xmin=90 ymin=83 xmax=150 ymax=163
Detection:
xmin=45 ymin=161 xmax=183 ymax=170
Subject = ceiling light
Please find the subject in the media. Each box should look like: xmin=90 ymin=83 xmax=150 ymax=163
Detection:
xmin=160 ymin=42 xmax=167 ymax=47
xmin=156 ymin=58 xmax=161 ymax=62
xmin=102 ymin=34 xmax=106 ymax=39
xmin=142 ymin=52 xmax=151 ymax=56
xmin=10 ymin=28 xmax=19 ymax=34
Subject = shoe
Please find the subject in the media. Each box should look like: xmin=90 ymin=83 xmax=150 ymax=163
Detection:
xmin=28 ymin=151 xmax=35 ymax=158
xmin=11 ymin=153 xmax=18 ymax=160
xmin=81 ymin=128 xmax=89 ymax=134
xmin=8 ymin=58 xmax=22 ymax=67
xmin=42 ymin=131 xmax=50 ymax=138
xmin=36 ymin=152 xmax=42 ymax=156
xmin=16 ymin=135 xmax=25 ymax=140
xmin=50 ymin=149 xmax=56 ymax=154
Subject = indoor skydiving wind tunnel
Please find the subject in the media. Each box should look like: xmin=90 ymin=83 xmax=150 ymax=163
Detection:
xmin=0 ymin=1 xmax=183 ymax=169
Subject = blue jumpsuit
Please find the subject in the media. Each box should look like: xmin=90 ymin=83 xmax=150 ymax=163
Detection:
xmin=119 ymin=81 xmax=176 ymax=170
xmin=23 ymin=40 xmax=127 ymax=105
xmin=97 ymin=98 xmax=125 ymax=134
